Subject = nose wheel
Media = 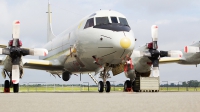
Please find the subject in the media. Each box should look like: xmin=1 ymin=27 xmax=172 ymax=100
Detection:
xmin=98 ymin=81 xmax=104 ymax=92
xmin=98 ymin=81 xmax=111 ymax=93
xmin=97 ymin=66 xmax=112 ymax=93
xmin=105 ymin=81 xmax=111 ymax=92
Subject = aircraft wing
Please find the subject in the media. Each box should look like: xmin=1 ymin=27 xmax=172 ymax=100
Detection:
xmin=0 ymin=56 xmax=63 ymax=71
xmin=23 ymin=58 xmax=63 ymax=71
xmin=159 ymin=57 xmax=185 ymax=64
xmin=0 ymin=45 xmax=7 ymax=48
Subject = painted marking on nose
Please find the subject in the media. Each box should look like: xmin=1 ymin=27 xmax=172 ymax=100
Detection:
xmin=120 ymin=37 xmax=131 ymax=49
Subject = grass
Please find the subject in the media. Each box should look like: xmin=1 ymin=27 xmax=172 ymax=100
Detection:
xmin=1 ymin=85 xmax=200 ymax=92
xmin=159 ymin=87 xmax=200 ymax=92
xmin=0 ymin=85 xmax=124 ymax=92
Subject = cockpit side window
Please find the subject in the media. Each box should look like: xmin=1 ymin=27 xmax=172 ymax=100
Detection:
xmin=111 ymin=17 xmax=118 ymax=23
xmin=96 ymin=17 xmax=109 ymax=25
xmin=84 ymin=18 xmax=94 ymax=29
xmin=119 ymin=17 xmax=129 ymax=26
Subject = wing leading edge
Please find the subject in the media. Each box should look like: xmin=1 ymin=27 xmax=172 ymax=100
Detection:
xmin=23 ymin=59 xmax=63 ymax=71
xmin=159 ymin=57 xmax=185 ymax=64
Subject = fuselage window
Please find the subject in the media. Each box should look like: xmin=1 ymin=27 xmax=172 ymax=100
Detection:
xmin=84 ymin=18 xmax=94 ymax=29
xmin=96 ymin=17 xmax=109 ymax=25
xmin=111 ymin=17 xmax=118 ymax=23
xmin=119 ymin=17 xmax=129 ymax=26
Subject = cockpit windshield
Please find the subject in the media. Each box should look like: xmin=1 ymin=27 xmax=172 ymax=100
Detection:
xmin=96 ymin=17 xmax=109 ymax=25
xmin=119 ymin=17 xmax=129 ymax=26
xmin=111 ymin=17 xmax=118 ymax=23
xmin=84 ymin=18 xmax=94 ymax=29
xmin=93 ymin=16 xmax=131 ymax=32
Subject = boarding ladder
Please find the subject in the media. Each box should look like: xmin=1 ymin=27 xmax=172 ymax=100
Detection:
xmin=88 ymin=73 xmax=98 ymax=85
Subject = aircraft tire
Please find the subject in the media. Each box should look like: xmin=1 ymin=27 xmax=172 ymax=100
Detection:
xmin=4 ymin=80 xmax=10 ymax=92
xmin=105 ymin=81 xmax=111 ymax=93
xmin=13 ymin=83 xmax=19 ymax=93
xmin=98 ymin=81 xmax=104 ymax=93
xmin=124 ymin=80 xmax=131 ymax=92
xmin=4 ymin=80 xmax=10 ymax=88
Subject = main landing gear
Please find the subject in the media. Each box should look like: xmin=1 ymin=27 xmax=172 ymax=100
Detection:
xmin=98 ymin=67 xmax=111 ymax=93
xmin=124 ymin=80 xmax=132 ymax=92
xmin=3 ymin=80 xmax=19 ymax=93
xmin=3 ymin=70 xmax=19 ymax=93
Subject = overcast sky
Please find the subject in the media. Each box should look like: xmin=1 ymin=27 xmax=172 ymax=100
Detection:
xmin=0 ymin=0 xmax=200 ymax=85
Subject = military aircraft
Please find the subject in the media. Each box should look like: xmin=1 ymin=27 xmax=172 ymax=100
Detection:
xmin=0 ymin=2 xmax=186 ymax=93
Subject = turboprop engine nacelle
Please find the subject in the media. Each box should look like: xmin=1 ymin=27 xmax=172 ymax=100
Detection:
xmin=168 ymin=50 xmax=183 ymax=57
xmin=124 ymin=59 xmax=136 ymax=80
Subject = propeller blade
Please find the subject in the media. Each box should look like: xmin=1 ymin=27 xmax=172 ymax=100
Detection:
xmin=0 ymin=48 xmax=10 ymax=55
xmin=12 ymin=65 xmax=20 ymax=84
xmin=21 ymin=48 xmax=48 ymax=56
xmin=12 ymin=20 xmax=20 ymax=47
xmin=152 ymin=67 xmax=159 ymax=77
xmin=151 ymin=25 xmax=158 ymax=41
xmin=151 ymin=25 xmax=158 ymax=49
xmin=12 ymin=20 xmax=20 ymax=39
xmin=152 ymin=59 xmax=159 ymax=67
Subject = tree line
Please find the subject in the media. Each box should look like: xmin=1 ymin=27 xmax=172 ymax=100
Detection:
xmin=161 ymin=80 xmax=200 ymax=87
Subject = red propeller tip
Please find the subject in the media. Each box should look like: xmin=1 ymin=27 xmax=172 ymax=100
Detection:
xmin=12 ymin=80 xmax=17 ymax=83
xmin=15 ymin=21 xmax=20 ymax=24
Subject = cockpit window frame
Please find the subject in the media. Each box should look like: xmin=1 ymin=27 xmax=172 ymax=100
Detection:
xmin=95 ymin=16 xmax=110 ymax=26
xmin=84 ymin=18 xmax=94 ymax=29
xmin=110 ymin=16 xmax=118 ymax=23
xmin=118 ymin=17 xmax=129 ymax=26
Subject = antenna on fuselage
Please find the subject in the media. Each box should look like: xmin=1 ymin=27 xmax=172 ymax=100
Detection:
xmin=46 ymin=0 xmax=56 ymax=42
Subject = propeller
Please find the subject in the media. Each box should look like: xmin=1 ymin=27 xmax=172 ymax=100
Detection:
xmin=132 ymin=25 xmax=182 ymax=77
xmin=145 ymin=25 xmax=168 ymax=77
xmin=0 ymin=20 xmax=48 ymax=84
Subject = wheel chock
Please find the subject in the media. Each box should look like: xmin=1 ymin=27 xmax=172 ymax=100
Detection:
xmin=4 ymin=88 xmax=10 ymax=93
xmin=126 ymin=88 xmax=132 ymax=92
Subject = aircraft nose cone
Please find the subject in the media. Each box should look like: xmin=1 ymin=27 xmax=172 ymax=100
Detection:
xmin=120 ymin=37 xmax=131 ymax=49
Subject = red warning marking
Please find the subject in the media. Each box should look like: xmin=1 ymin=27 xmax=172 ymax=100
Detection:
xmin=154 ymin=25 xmax=158 ymax=28
xmin=184 ymin=46 xmax=188 ymax=53
xmin=126 ymin=88 xmax=132 ymax=92
xmin=147 ymin=62 xmax=152 ymax=66
xmin=4 ymin=88 xmax=10 ymax=93
xmin=15 ymin=21 xmax=20 ymax=24
xmin=179 ymin=55 xmax=182 ymax=57
xmin=44 ymin=52 xmax=47 ymax=56
xmin=124 ymin=63 xmax=128 ymax=72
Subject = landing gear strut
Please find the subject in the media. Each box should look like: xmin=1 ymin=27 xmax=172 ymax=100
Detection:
xmin=98 ymin=67 xmax=111 ymax=93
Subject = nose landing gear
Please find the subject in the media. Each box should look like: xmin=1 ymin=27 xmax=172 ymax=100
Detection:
xmin=98 ymin=67 xmax=111 ymax=93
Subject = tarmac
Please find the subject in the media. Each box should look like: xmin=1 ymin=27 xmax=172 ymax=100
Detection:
xmin=0 ymin=92 xmax=200 ymax=112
